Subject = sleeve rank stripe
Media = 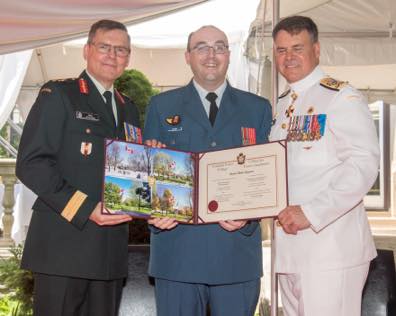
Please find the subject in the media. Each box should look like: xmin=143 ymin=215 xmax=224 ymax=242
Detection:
xmin=61 ymin=191 xmax=88 ymax=222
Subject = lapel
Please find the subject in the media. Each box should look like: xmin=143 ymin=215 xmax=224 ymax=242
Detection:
xmin=80 ymin=71 xmax=116 ymax=133
xmin=182 ymin=81 xmax=212 ymax=131
xmin=114 ymin=89 xmax=126 ymax=140
xmin=212 ymin=83 xmax=239 ymax=132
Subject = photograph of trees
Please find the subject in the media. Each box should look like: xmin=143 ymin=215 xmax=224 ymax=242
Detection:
xmin=103 ymin=140 xmax=194 ymax=222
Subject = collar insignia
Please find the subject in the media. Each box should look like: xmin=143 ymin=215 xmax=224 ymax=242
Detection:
xmin=79 ymin=78 xmax=89 ymax=94
xmin=115 ymin=89 xmax=125 ymax=105
xmin=279 ymin=89 xmax=291 ymax=99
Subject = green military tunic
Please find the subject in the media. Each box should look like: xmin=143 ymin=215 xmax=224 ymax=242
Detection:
xmin=16 ymin=71 xmax=140 ymax=280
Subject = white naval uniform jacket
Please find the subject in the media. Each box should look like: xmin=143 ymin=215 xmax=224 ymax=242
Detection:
xmin=270 ymin=66 xmax=380 ymax=273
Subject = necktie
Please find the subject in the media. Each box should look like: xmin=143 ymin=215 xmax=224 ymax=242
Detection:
xmin=206 ymin=92 xmax=218 ymax=126
xmin=103 ymin=91 xmax=116 ymax=127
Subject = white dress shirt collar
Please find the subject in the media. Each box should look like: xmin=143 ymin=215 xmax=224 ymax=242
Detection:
xmin=85 ymin=70 xmax=114 ymax=96
xmin=192 ymin=80 xmax=227 ymax=117
xmin=289 ymin=66 xmax=324 ymax=93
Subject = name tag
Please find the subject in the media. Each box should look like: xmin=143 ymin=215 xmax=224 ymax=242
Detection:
xmin=75 ymin=111 xmax=99 ymax=122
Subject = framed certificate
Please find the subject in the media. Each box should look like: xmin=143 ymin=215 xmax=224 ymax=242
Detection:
xmin=102 ymin=139 xmax=288 ymax=223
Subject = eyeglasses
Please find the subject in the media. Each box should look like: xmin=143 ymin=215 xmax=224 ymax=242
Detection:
xmin=191 ymin=43 xmax=229 ymax=55
xmin=90 ymin=42 xmax=130 ymax=57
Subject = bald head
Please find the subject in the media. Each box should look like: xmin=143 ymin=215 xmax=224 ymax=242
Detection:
xmin=187 ymin=25 xmax=229 ymax=52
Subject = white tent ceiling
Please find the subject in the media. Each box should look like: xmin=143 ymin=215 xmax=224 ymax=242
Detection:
xmin=3 ymin=0 xmax=396 ymax=115
xmin=22 ymin=0 xmax=261 ymax=90
xmin=16 ymin=0 xmax=396 ymax=88
xmin=0 ymin=0 xmax=206 ymax=54
xmin=250 ymin=0 xmax=396 ymax=92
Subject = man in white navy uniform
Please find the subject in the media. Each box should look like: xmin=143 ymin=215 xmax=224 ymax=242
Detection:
xmin=270 ymin=16 xmax=380 ymax=316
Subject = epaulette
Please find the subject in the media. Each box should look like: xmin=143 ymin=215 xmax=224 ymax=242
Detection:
xmin=52 ymin=78 xmax=77 ymax=83
xmin=279 ymin=89 xmax=290 ymax=99
xmin=39 ymin=87 xmax=52 ymax=94
xmin=320 ymin=77 xmax=348 ymax=91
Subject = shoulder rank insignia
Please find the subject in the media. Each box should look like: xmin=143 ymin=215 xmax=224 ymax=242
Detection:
xmin=40 ymin=87 xmax=52 ymax=94
xmin=320 ymin=77 xmax=348 ymax=91
xmin=166 ymin=115 xmax=181 ymax=125
xmin=79 ymin=78 xmax=89 ymax=94
xmin=279 ymin=89 xmax=291 ymax=99
xmin=115 ymin=89 xmax=125 ymax=105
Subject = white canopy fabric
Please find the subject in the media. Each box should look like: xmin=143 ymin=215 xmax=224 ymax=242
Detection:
xmin=245 ymin=0 xmax=396 ymax=102
xmin=248 ymin=0 xmax=396 ymax=66
xmin=0 ymin=50 xmax=32 ymax=130
xmin=0 ymin=0 xmax=206 ymax=55
xmin=16 ymin=0 xmax=262 ymax=121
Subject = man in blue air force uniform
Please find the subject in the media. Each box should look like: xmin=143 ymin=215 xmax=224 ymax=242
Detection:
xmin=144 ymin=25 xmax=272 ymax=316
xmin=16 ymin=20 xmax=140 ymax=315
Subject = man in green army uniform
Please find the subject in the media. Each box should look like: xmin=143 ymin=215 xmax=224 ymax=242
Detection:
xmin=16 ymin=20 xmax=140 ymax=316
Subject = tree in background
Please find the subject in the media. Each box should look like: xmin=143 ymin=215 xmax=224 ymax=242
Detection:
xmin=115 ymin=69 xmax=158 ymax=244
xmin=106 ymin=142 xmax=122 ymax=171
xmin=115 ymin=69 xmax=159 ymax=128
xmin=104 ymin=182 xmax=122 ymax=207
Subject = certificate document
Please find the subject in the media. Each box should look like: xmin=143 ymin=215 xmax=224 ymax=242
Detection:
xmin=197 ymin=141 xmax=287 ymax=222
xmin=102 ymin=139 xmax=287 ymax=223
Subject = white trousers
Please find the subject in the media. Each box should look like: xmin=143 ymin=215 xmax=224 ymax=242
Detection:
xmin=278 ymin=263 xmax=370 ymax=316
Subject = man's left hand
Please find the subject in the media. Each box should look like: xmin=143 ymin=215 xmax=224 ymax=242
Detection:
xmin=277 ymin=205 xmax=310 ymax=235
xmin=145 ymin=139 xmax=166 ymax=148
xmin=219 ymin=220 xmax=247 ymax=232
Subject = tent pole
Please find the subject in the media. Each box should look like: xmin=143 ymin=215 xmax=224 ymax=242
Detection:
xmin=271 ymin=2 xmax=279 ymax=316
xmin=36 ymin=49 xmax=48 ymax=83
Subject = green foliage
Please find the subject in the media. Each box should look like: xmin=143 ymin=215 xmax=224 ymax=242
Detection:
xmin=104 ymin=182 xmax=122 ymax=206
xmin=0 ymin=295 xmax=24 ymax=316
xmin=0 ymin=245 xmax=33 ymax=315
xmin=115 ymin=69 xmax=159 ymax=128
xmin=0 ymin=123 xmax=21 ymax=158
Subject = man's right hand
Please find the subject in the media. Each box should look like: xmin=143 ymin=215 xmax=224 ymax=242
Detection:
xmin=89 ymin=202 xmax=132 ymax=226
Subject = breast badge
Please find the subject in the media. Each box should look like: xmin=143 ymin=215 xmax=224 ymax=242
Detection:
xmin=166 ymin=115 xmax=181 ymax=126
xmin=80 ymin=142 xmax=92 ymax=156
xmin=285 ymin=91 xmax=298 ymax=118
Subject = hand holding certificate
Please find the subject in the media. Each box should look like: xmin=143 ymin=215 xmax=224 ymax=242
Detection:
xmin=102 ymin=139 xmax=288 ymax=223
